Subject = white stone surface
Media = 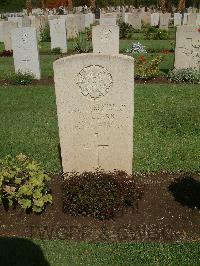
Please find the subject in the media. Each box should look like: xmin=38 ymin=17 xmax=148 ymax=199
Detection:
xmin=151 ymin=13 xmax=160 ymax=26
xmin=2 ymin=21 xmax=18 ymax=50
xmin=174 ymin=13 xmax=182 ymax=26
xmin=53 ymin=54 xmax=134 ymax=174
xmin=100 ymin=15 xmax=116 ymax=26
xmin=197 ymin=14 xmax=200 ymax=26
xmin=159 ymin=13 xmax=171 ymax=30
xmin=127 ymin=13 xmax=141 ymax=29
xmin=49 ymin=18 xmax=67 ymax=53
xmin=175 ymin=26 xmax=200 ymax=70
xmin=141 ymin=12 xmax=151 ymax=25
xmin=8 ymin=17 xmax=23 ymax=27
xmin=187 ymin=13 xmax=197 ymax=25
xmin=0 ymin=21 xmax=4 ymax=42
xmin=183 ymin=13 xmax=188 ymax=25
xmin=92 ymin=25 xmax=119 ymax=55
xmin=66 ymin=15 xmax=78 ymax=39
xmin=11 ymin=27 xmax=41 ymax=79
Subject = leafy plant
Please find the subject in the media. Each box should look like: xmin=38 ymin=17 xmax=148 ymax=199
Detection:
xmin=0 ymin=154 xmax=52 ymax=213
xmin=0 ymin=50 xmax=13 ymax=57
xmin=7 ymin=72 xmax=34 ymax=85
xmin=73 ymin=33 xmax=92 ymax=53
xmin=63 ymin=169 xmax=143 ymax=220
xmin=40 ymin=24 xmax=51 ymax=42
xmin=135 ymin=55 xmax=163 ymax=80
xmin=119 ymin=21 xmax=134 ymax=39
xmin=51 ymin=47 xmax=62 ymax=54
xmin=126 ymin=42 xmax=147 ymax=54
xmin=143 ymin=26 xmax=169 ymax=40
xmin=168 ymin=68 xmax=200 ymax=84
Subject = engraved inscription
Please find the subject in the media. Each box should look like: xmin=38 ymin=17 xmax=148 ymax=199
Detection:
xmin=76 ymin=65 xmax=113 ymax=100
xmin=100 ymin=29 xmax=112 ymax=42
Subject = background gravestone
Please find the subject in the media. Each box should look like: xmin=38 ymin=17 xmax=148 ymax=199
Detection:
xmin=2 ymin=21 xmax=18 ymax=50
xmin=159 ymin=13 xmax=171 ymax=30
xmin=174 ymin=13 xmax=182 ymax=26
xmin=100 ymin=15 xmax=116 ymax=26
xmin=92 ymin=25 xmax=119 ymax=55
xmin=66 ymin=15 xmax=78 ymax=39
xmin=151 ymin=13 xmax=160 ymax=26
xmin=187 ymin=13 xmax=197 ymax=25
xmin=11 ymin=27 xmax=41 ymax=79
xmin=49 ymin=18 xmax=67 ymax=53
xmin=54 ymin=54 xmax=134 ymax=174
xmin=127 ymin=13 xmax=142 ymax=30
xmin=175 ymin=26 xmax=200 ymax=70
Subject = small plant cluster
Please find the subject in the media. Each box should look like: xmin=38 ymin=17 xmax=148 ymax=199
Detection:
xmin=0 ymin=50 xmax=13 ymax=57
xmin=63 ymin=169 xmax=143 ymax=220
xmin=0 ymin=154 xmax=52 ymax=213
xmin=51 ymin=47 xmax=62 ymax=54
xmin=143 ymin=26 xmax=169 ymax=40
xmin=168 ymin=68 xmax=200 ymax=84
xmin=119 ymin=21 xmax=134 ymax=39
xmin=73 ymin=33 xmax=92 ymax=53
xmin=135 ymin=55 xmax=163 ymax=80
xmin=7 ymin=72 xmax=34 ymax=85
xmin=40 ymin=24 xmax=51 ymax=42
xmin=126 ymin=42 xmax=147 ymax=54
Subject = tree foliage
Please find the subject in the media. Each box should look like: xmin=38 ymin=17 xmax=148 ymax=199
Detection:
xmin=0 ymin=0 xmax=199 ymax=12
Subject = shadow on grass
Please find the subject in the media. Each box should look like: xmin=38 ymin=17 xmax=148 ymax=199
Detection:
xmin=168 ymin=176 xmax=200 ymax=209
xmin=0 ymin=237 xmax=49 ymax=266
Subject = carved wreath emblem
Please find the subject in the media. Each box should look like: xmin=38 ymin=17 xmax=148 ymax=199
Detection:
xmin=76 ymin=65 xmax=113 ymax=100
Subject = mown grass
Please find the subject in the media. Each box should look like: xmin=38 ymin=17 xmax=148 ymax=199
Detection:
xmin=0 ymin=84 xmax=199 ymax=173
xmin=22 ymin=240 xmax=200 ymax=266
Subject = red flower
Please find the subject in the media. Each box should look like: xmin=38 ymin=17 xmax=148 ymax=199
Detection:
xmin=198 ymin=28 xmax=200 ymax=33
xmin=139 ymin=55 xmax=146 ymax=63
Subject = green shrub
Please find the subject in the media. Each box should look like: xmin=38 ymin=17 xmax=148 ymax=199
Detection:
xmin=0 ymin=154 xmax=52 ymax=213
xmin=63 ymin=170 xmax=143 ymax=220
xmin=73 ymin=32 xmax=92 ymax=53
xmin=144 ymin=26 xmax=169 ymax=40
xmin=119 ymin=21 xmax=134 ymax=39
xmin=8 ymin=72 xmax=34 ymax=85
xmin=51 ymin=47 xmax=62 ymax=54
xmin=135 ymin=55 xmax=163 ymax=80
xmin=168 ymin=68 xmax=200 ymax=84
xmin=40 ymin=24 xmax=51 ymax=42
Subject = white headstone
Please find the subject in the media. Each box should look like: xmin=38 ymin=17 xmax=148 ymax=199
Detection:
xmin=11 ymin=27 xmax=41 ymax=79
xmin=2 ymin=21 xmax=18 ymax=50
xmin=197 ymin=14 xmax=200 ymax=26
xmin=0 ymin=21 xmax=4 ymax=42
xmin=151 ymin=13 xmax=160 ymax=26
xmin=49 ymin=18 xmax=67 ymax=53
xmin=174 ymin=13 xmax=182 ymax=26
xmin=66 ymin=15 xmax=78 ymax=39
xmin=175 ymin=26 xmax=200 ymax=70
xmin=92 ymin=25 xmax=119 ymax=55
xmin=159 ymin=13 xmax=171 ymax=30
xmin=183 ymin=13 xmax=188 ymax=25
xmin=127 ymin=13 xmax=141 ymax=29
xmin=187 ymin=13 xmax=197 ymax=25
xmin=8 ymin=17 xmax=23 ymax=27
xmin=53 ymin=54 xmax=134 ymax=174
xmin=100 ymin=15 xmax=116 ymax=26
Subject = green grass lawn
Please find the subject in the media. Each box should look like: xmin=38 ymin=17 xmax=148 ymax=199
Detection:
xmin=1 ymin=239 xmax=199 ymax=266
xmin=0 ymin=84 xmax=199 ymax=173
xmin=35 ymin=241 xmax=200 ymax=266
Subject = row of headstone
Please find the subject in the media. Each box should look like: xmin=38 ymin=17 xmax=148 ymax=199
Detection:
xmin=174 ymin=13 xmax=200 ymax=26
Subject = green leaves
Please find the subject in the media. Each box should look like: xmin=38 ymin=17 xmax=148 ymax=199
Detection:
xmin=0 ymin=154 xmax=52 ymax=213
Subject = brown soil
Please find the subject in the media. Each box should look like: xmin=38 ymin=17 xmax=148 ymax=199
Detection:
xmin=0 ymin=172 xmax=199 ymax=243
